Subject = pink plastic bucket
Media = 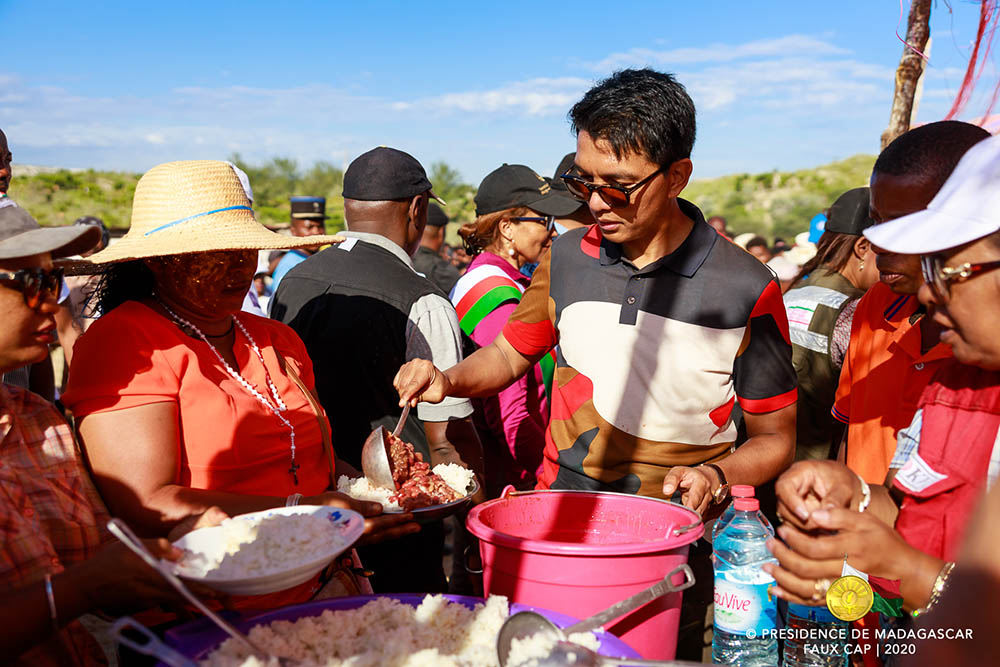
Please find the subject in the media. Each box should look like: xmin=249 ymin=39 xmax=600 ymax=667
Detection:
xmin=466 ymin=489 xmax=703 ymax=660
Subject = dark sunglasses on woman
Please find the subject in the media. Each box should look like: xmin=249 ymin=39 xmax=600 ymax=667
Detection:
xmin=0 ymin=267 xmax=64 ymax=309
xmin=510 ymin=216 xmax=556 ymax=232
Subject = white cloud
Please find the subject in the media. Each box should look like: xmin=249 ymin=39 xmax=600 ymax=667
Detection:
xmin=393 ymin=77 xmax=591 ymax=117
xmin=590 ymin=34 xmax=850 ymax=71
xmin=684 ymin=57 xmax=892 ymax=112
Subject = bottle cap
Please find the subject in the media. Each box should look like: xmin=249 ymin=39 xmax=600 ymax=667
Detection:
xmin=734 ymin=498 xmax=759 ymax=512
xmin=731 ymin=485 xmax=754 ymax=498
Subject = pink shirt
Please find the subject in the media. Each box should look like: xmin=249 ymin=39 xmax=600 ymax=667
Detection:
xmin=451 ymin=252 xmax=548 ymax=492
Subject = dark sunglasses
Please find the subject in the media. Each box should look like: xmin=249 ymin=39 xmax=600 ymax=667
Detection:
xmin=921 ymin=255 xmax=1000 ymax=300
xmin=510 ymin=216 xmax=556 ymax=232
xmin=0 ymin=267 xmax=64 ymax=309
xmin=560 ymin=166 xmax=665 ymax=208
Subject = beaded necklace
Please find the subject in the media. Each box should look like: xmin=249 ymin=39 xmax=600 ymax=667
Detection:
xmin=157 ymin=299 xmax=300 ymax=484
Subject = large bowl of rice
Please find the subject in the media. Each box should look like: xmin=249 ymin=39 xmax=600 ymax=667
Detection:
xmin=162 ymin=594 xmax=642 ymax=666
xmin=170 ymin=506 xmax=365 ymax=595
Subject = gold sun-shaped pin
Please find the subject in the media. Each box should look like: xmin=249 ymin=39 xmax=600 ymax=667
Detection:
xmin=826 ymin=575 xmax=874 ymax=621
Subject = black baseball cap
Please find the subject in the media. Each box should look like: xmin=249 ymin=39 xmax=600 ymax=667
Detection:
xmin=290 ymin=196 xmax=328 ymax=220
xmin=426 ymin=202 xmax=449 ymax=227
xmin=550 ymin=153 xmax=577 ymax=192
xmin=342 ymin=147 xmax=445 ymax=204
xmin=0 ymin=199 xmax=100 ymax=261
xmin=825 ymin=187 xmax=874 ymax=236
xmin=475 ymin=164 xmax=583 ymax=217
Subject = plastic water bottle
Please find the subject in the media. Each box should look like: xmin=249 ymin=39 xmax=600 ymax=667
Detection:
xmin=712 ymin=485 xmax=757 ymax=541
xmin=783 ymin=603 xmax=849 ymax=667
xmin=712 ymin=497 xmax=779 ymax=665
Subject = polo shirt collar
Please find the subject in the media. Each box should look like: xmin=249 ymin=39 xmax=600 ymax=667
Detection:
xmin=598 ymin=198 xmax=716 ymax=277
xmin=339 ymin=230 xmax=415 ymax=271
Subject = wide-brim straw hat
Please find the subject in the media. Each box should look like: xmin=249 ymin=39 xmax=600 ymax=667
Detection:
xmin=62 ymin=160 xmax=343 ymax=275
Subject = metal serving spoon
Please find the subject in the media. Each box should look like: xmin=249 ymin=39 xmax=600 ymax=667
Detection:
xmin=497 ymin=563 xmax=695 ymax=667
xmin=534 ymin=640 xmax=704 ymax=667
xmin=360 ymin=403 xmax=410 ymax=489
xmin=106 ymin=518 xmax=293 ymax=665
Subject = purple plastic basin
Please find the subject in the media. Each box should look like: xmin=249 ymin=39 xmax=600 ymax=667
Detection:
xmin=163 ymin=593 xmax=642 ymax=663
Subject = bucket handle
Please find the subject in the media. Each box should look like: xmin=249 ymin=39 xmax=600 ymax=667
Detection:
xmin=671 ymin=518 xmax=702 ymax=537
xmin=463 ymin=545 xmax=484 ymax=575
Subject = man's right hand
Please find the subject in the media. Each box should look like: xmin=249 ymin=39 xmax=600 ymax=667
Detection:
xmin=774 ymin=460 xmax=862 ymax=530
xmin=394 ymin=359 xmax=451 ymax=407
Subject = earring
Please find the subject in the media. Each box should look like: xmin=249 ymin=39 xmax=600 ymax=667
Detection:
xmin=859 ymin=258 xmax=865 ymax=271
xmin=508 ymin=247 xmax=516 ymax=257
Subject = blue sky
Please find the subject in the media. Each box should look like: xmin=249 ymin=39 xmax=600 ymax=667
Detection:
xmin=1 ymin=1 xmax=996 ymax=185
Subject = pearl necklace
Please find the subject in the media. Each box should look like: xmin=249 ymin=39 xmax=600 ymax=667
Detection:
xmin=157 ymin=299 xmax=300 ymax=485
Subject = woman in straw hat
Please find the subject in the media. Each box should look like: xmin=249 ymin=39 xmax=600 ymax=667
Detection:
xmin=61 ymin=161 xmax=418 ymax=610
xmin=0 ymin=201 xmax=227 ymax=664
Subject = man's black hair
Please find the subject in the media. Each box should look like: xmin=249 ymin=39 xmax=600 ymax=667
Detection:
xmin=745 ymin=236 xmax=769 ymax=250
xmin=569 ymin=68 xmax=696 ymax=168
xmin=873 ymin=120 xmax=990 ymax=188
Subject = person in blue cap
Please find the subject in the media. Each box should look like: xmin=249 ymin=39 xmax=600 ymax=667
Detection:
xmin=270 ymin=196 xmax=329 ymax=292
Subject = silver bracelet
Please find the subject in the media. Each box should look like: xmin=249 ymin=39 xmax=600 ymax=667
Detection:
xmin=856 ymin=474 xmax=871 ymax=513
xmin=285 ymin=493 xmax=303 ymax=507
xmin=44 ymin=573 xmax=58 ymax=627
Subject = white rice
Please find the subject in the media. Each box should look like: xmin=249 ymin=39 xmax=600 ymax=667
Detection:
xmin=335 ymin=475 xmax=401 ymax=511
xmin=177 ymin=513 xmax=348 ymax=579
xmin=336 ymin=464 xmax=475 ymax=511
xmin=506 ymin=631 xmax=601 ymax=667
xmin=200 ymin=595 xmax=600 ymax=667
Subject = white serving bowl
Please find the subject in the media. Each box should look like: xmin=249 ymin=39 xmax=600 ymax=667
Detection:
xmin=169 ymin=505 xmax=365 ymax=595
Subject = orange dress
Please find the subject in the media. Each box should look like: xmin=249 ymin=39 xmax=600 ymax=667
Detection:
xmin=63 ymin=300 xmax=333 ymax=609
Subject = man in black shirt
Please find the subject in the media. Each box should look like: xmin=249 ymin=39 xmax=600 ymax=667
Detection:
xmin=412 ymin=202 xmax=461 ymax=294
xmin=270 ymin=147 xmax=483 ymax=593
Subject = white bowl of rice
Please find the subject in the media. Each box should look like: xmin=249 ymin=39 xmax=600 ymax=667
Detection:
xmin=170 ymin=506 xmax=365 ymax=595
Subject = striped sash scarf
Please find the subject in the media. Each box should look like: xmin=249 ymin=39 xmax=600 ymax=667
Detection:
xmin=452 ymin=264 xmax=556 ymax=398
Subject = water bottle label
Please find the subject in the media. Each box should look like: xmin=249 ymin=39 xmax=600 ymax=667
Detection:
xmin=714 ymin=577 xmax=778 ymax=635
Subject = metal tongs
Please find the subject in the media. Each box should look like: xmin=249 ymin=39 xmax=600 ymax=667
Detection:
xmin=106 ymin=518 xmax=293 ymax=665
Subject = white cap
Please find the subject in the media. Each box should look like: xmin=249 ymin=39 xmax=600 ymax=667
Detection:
xmin=865 ymin=132 xmax=1000 ymax=254
xmin=766 ymin=254 xmax=799 ymax=281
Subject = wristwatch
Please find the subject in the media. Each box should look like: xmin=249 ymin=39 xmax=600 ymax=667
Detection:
xmin=700 ymin=463 xmax=730 ymax=505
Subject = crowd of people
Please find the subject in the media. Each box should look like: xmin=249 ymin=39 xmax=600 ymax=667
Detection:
xmin=2 ymin=66 xmax=999 ymax=665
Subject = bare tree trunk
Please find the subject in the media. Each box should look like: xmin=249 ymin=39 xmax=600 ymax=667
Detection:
xmin=881 ymin=0 xmax=932 ymax=150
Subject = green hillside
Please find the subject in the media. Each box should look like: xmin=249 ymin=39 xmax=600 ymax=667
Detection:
xmin=682 ymin=154 xmax=876 ymax=240
xmin=9 ymin=154 xmax=876 ymax=241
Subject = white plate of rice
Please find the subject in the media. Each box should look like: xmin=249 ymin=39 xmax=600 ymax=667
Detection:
xmin=170 ymin=506 xmax=365 ymax=595
xmin=337 ymin=463 xmax=478 ymax=523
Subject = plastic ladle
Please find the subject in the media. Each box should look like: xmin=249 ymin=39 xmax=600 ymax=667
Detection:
xmin=496 ymin=563 xmax=695 ymax=667
xmin=106 ymin=518 xmax=293 ymax=666
xmin=360 ymin=403 xmax=410 ymax=489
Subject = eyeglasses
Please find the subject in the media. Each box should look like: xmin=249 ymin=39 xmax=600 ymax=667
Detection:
xmin=510 ymin=216 xmax=556 ymax=232
xmin=560 ymin=166 xmax=665 ymax=208
xmin=921 ymin=255 xmax=1000 ymax=299
xmin=0 ymin=267 xmax=64 ymax=309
